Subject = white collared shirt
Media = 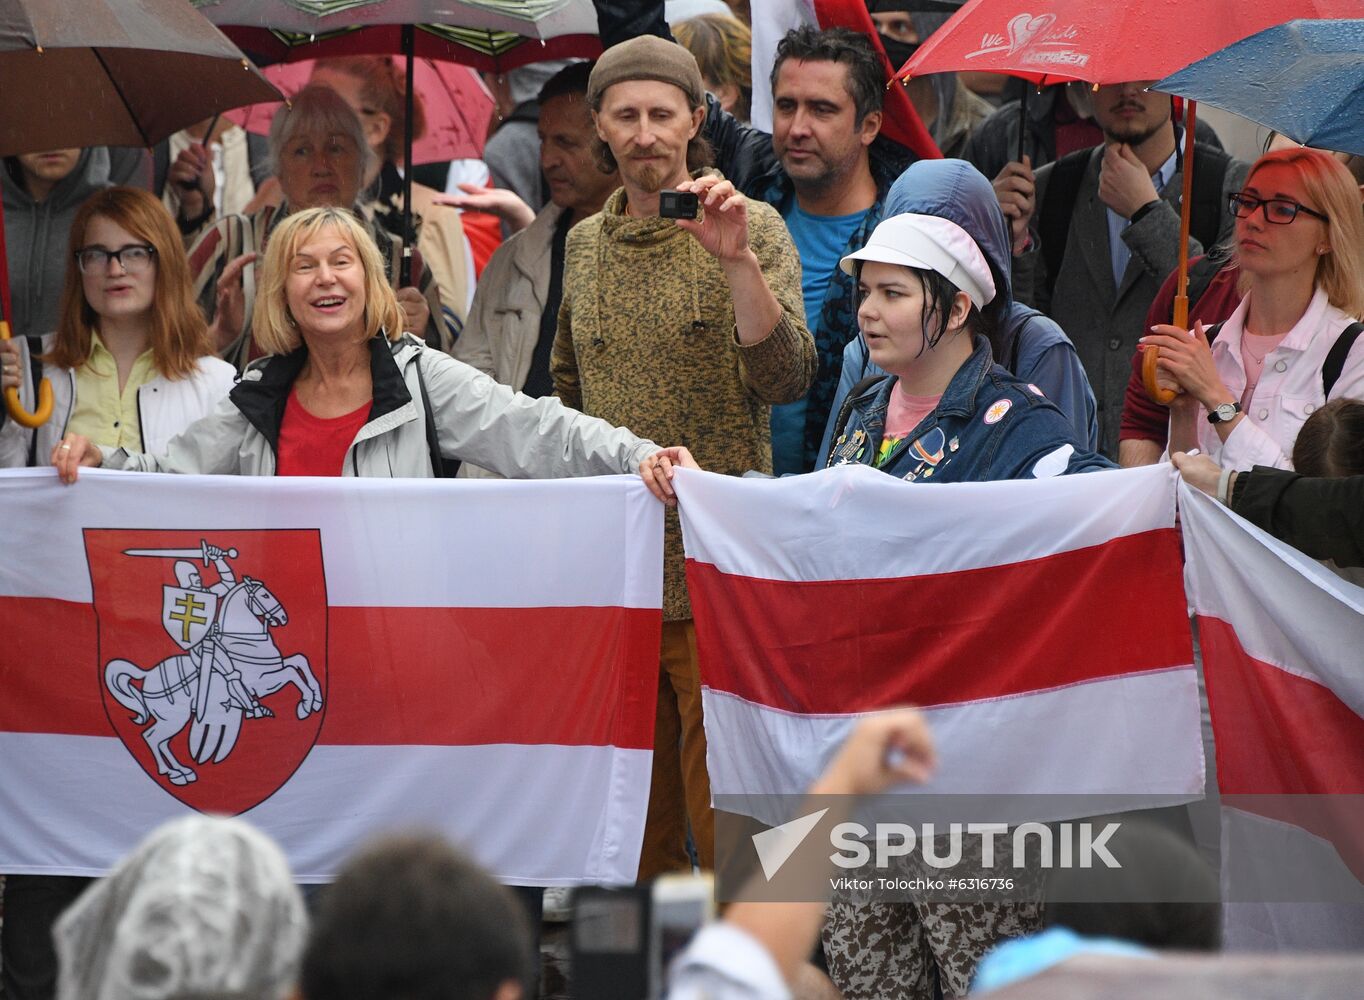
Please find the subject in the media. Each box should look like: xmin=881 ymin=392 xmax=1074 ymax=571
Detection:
xmin=1198 ymin=286 xmax=1364 ymax=470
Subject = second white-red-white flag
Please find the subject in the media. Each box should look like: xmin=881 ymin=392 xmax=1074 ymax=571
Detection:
xmin=676 ymin=463 xmax=1203 ymax=827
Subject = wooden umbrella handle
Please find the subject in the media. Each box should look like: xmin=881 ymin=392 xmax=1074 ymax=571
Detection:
xmin=1 ymin=319 xmax=54 ymax=429
xmin=1142 ymin=344 xmax=1179 ymax=405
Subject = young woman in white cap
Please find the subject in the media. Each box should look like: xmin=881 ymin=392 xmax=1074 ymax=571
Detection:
xmin=820 ymin=212 xmax=1110 ymax=1000
xmin=824 ymin=212 xmax=1110 ymax=482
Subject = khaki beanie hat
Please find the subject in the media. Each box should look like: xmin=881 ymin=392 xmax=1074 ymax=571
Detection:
xmin=587 ymin=35 xmax=705 ymax=110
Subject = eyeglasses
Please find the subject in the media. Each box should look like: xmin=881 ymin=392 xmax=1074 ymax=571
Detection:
xmin=1228 ymin=193 xmax=1328 ymax=225
xmin=75 ymin=244 xmax=156 ymax=274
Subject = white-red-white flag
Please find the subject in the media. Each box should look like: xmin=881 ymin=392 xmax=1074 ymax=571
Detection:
xmin=1180 ymin=484 xmax=1364 ymax=950
xmin=676 ymin=463 xmax=1203 ymax=828
xmin=0 ymin=469 xmax=661 ymax=884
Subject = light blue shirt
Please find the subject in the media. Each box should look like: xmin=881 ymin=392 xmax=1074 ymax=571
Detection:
xmin=772 ymin=202 xmax=869 ymax=475
xmin=1106 ymin=146 xmax=1178 ymax=287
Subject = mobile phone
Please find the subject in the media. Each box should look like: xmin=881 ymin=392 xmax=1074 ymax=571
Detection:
xmin=659 ymin=189 xmax=700 ymax=220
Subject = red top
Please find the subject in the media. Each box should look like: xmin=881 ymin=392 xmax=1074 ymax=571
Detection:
xmin=276 ymin=389 xmax=370 ymax=477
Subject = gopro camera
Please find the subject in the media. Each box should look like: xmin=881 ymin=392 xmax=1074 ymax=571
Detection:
xmin=658 ymin=189 xmax=700 ymax=220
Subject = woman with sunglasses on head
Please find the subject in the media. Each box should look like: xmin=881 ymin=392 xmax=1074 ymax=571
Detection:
xmin=1143 ymin=147 xmax=1364 ymax=470
xmin=0 ymin=186 xmax=234 ymax=468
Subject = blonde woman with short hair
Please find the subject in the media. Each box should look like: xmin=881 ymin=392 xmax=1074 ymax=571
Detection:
xmin=54 ymin=207 xmax=687 ymax=498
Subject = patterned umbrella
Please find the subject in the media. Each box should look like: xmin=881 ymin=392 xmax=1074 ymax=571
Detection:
xmin=193 ymin=0 xmax=601 ymax=71
xmin=193 ymin=0 xmax=601 ymax=284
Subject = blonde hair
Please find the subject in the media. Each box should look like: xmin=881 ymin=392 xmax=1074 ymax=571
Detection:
xmin=1239 ymin=148 xmax=1364 ymax=318
xmin=252 ymin=207 xmax=405 ymax=355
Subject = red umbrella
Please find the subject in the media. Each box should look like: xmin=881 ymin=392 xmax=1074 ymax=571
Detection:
xmin=896 ymin=0 xmax=1363 ymax=401
xmin=898 ymin=0 xmax=1363 ymax=86
xmin=225 ymin=58 xmax=495 ymax=165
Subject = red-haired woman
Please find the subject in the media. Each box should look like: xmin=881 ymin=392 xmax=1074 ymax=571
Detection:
xmin=1145 ymin=148 xmax=1364 ymax=470
xmin=0 ymin=186 xmax=234 ymax=466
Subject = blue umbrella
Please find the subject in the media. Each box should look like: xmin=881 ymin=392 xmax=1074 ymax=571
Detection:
xmin=1156 ymin=19 xmax=1364 ymax=157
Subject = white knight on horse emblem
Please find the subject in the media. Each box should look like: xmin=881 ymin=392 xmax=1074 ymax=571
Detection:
xmin=105 ymin=539 xmax=324 ymax=786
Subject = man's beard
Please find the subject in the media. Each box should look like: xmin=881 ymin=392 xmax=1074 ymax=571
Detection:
xmin=632 ymin=160 xmax=664 ymax=193
xmin=1102 ymin=113 xmax=1166 ymax=149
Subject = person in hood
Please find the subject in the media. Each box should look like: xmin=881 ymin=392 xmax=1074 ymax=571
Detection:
xmin=823 ymin=212 xmax=1108 ymax=483
xmin=2 ymin=146 xmax=149 ymax=341
xmin=822 ymin=158 xmax=1098 ymax=458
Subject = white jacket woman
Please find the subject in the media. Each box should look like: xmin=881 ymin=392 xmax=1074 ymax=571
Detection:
xmin=1147 ymin=147 xmax=1364 ymax=470
xmin=0 ymin=333 xmax=233 ymax=467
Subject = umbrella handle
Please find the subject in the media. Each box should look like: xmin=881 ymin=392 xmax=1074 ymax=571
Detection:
xmin=0 ymin=319 xmax=53 ymax=428
xmin=1141 ymin=345 xmax=1179 ymax=405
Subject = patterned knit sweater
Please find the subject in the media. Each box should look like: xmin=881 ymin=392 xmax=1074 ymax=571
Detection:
xmin=553 ymin=183 xmax=815 ymax=620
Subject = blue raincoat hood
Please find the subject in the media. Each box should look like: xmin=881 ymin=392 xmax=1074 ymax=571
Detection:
xmin=884 ymin=158 xmax=1015 ymax=303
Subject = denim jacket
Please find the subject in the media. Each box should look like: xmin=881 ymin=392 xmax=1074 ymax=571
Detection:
xmin=825 ymin=337 xmax=1113 ymax=482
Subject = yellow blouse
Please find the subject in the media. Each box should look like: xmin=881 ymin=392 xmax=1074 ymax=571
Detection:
xmin=66 ymin=333 xmax=157 ymax=449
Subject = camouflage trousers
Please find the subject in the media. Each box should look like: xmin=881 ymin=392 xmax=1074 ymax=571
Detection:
xmin=821 ymin=832 xmax=1045 ymax=999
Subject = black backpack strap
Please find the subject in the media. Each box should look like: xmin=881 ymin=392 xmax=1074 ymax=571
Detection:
xmin=24 ymin=335 xmax=44 ymax=467
xmin=826 ymin=374 xmax=887 ymax=463
xmin=1323 ymin=322 xmax=1364 ymax=399
xmin=1187 ymin=143 xmax=1232 ymax=251
xmin=1039 ymin=148 xmax=1092 ymax=301
xmin=414 ymin=353 xmax=448 ymax=478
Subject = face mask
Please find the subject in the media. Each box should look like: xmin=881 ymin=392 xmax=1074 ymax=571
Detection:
xmin=879 ymin=34 xmax=920 ymax=71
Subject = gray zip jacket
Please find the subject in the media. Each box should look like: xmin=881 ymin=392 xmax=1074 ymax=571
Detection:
xmin=102 ymin=333 xmax=659 ymax=478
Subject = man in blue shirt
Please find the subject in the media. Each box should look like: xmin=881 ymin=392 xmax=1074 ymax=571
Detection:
xmin=760 ymin=27 xmax=901 ymax=474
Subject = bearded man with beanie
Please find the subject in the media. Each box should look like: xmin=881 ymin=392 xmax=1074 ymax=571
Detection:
xmin=553 ymin=34 xmax=815 ymax=878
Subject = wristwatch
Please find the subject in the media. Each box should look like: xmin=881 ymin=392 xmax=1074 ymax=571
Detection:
xmin=1206 ymin=401 xmax=1242 ymax=424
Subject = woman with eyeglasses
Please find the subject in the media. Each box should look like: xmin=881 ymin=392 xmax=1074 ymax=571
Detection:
xmin=1141 ymin=147 xmax=1364 ymax=471
xmin=0 ymin=186 xmax=234 ymax=467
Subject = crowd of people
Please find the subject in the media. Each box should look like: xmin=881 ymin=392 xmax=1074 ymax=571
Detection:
xmin=3 ymin=0 xmax=1363 ymax=997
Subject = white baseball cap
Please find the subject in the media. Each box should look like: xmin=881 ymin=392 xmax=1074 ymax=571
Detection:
xmin=840 ymin=213 xmax=996 ymax=310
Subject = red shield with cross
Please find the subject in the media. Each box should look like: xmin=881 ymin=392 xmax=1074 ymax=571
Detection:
xmin=85 ymin=528 xmax=328 ymax=815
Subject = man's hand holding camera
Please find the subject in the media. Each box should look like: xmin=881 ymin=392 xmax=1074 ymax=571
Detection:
xmin=668 ymin=175 xmax=782 ymax=347
xmin=671 ymin=175 xmax=752 ymax=263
